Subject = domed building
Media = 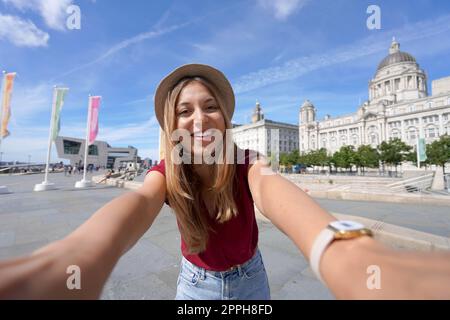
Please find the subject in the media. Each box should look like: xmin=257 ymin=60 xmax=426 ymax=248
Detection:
xmin=369 ymin=38 xmax=427 ymax=105
xmin=299 ymin=38 xmax=450 ymax=153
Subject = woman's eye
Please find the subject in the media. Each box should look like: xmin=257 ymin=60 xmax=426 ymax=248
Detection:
xmin=207 ymin=106 xmax=218 ymax=110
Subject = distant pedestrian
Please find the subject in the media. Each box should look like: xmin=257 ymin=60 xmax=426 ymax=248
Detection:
xmin=98 ymin=169 xmax=113 ymax=184
xmin=64 ymin=165 xmax=68 ymax=176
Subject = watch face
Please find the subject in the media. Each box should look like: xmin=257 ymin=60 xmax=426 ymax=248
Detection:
xmin=329 ymin=220 xmax=365 ymax=231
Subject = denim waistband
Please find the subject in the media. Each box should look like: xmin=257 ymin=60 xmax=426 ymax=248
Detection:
xmin=181 ymin=248 xmax=260 ymax=279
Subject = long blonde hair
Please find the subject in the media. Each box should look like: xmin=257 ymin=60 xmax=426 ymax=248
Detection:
xmin=162 ymin=77 xmax=238 ymax=254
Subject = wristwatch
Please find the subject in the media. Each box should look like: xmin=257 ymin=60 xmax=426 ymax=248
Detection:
xmin=310 ymin=220 xmax=373 ymax=283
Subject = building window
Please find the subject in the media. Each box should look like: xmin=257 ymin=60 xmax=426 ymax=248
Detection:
xmin=88 ymin=145 xmax=99 ymax=156
xmin=445 ymin=124 xmax=450 ymax=135
xmin=426 ymin=126 xmax=439 ymax=139
xmin=391 ymin=130 xmax=400 ymax=139
xmin=407 ymin=127 xmax=418 ymax=141
xmin=394 ymin=78 xmax=400 ymax=91
xmin=352 ymin=135 xmax=358 ymax=145
xmin=63 ymin=140 xmax=81 ymax=155
xmin=427 ymin=101 xmax=434 ymax=108
xmin=408 ymin=105 xmax=416 ymax=112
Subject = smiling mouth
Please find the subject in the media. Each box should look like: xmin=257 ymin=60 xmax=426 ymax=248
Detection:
xmin=191 ymin=129 xmax=214 ymax=141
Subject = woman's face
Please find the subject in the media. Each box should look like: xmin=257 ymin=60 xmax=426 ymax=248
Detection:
xmin=174 ymin=81 xmax=226 ymax=157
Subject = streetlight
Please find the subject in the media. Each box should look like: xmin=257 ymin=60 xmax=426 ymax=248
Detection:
xmin=28 ymin=155 xmax=31 ymax=169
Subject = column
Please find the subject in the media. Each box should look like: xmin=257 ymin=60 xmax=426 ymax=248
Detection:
xmin=379 ymin=122 xmax=383 ymax=143
xmin=419 ymin=117 xmax=424 ymax=139
xmin=401 ymin=119 xmax=406 ymax=142
xmin=361 ymin=124 xmax=365 ymax=144
xmin=384 ymin=119 xmax=388 ymax=141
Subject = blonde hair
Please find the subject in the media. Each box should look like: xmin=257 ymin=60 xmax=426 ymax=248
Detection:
xmin=162 ymin=77 xmax=238 ymax=254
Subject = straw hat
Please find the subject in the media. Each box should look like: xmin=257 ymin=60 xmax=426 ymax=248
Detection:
xmin=154 ymin=63 xmax=235 ymax=128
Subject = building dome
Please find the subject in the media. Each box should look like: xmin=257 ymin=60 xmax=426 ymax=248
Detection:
xmin=377 ymin=38 xmax=417 ymax=71
xmin=301 ymin=100 xmax=314 ymax=109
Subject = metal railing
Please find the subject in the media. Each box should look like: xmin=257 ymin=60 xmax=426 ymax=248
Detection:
xmin=387 ymin=173 xmax=435 ymax=193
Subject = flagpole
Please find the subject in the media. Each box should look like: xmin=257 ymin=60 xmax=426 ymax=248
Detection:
xmin=34 ymin=86 xmax=58 ymax=192
xmin=75 ymin=95 xmax=95 ymax=188
xmin=82 ymin=95 xmax=92 ymax=182
xmin=0 ymin=71 xmax=6 ymax=157
xmin=416 ymin=137 xmax=420 ymax=169
xmin=0 ymin=71 xmax=8 ymax=194
xmin=44 ymin=86 xmax=57 ymax=183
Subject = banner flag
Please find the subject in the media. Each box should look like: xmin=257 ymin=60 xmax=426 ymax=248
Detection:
xmin=51 ymin=87 xmax=69 ymax=141
xmin=88 ymin=96 xmax=101 ymax=145
xmin=417 ymin=138 xmax=427 ymax=163
xmin=1 ymin=72 xmax=17 ymax=139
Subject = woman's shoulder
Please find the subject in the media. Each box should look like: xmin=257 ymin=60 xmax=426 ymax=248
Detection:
xmin=146 ymin=159 xmax=166 ymax=177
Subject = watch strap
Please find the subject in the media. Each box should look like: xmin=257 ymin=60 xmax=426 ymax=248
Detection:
xmin=310 ymin=227 xmax=335 ymax=283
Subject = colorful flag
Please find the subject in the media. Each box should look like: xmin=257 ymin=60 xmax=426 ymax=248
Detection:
xmin=417 ymin=138 xmax=427 ymax=162
xmin=88 ymin=96 xmax=101 ymax=145
xmin=51 ymin=87 xmax=69 ymax=141
xmin=1 ymin=72 xmax=16 ymax=139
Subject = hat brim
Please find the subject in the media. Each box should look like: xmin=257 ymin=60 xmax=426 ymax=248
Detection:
xmin=154 ymin=64 xmax=235 ymax=129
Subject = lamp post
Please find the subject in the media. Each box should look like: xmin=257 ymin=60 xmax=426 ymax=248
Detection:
xmin=28 ymin=155 xmax=31 ymax=169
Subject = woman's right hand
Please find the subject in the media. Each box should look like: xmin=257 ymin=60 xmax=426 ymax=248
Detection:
xmin=0 ymin=236 xmax=108 ymax=299
xmin=1 ymin=171 xmax=166 ymax=300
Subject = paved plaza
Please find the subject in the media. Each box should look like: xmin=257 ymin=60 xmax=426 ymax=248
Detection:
xmin=1 ymin=172 xmax=450 ymax=299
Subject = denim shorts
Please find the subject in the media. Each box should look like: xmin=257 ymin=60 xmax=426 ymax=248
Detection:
xmin=175 ymin=249 xmax=271 ymax=300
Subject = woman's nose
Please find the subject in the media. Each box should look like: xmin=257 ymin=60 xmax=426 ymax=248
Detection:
xmin=193 ymin=108 xmax=208 ymax=124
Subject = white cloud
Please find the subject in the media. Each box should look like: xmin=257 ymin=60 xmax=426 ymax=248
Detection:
xmin=234 ymin=13 xmax=450 ymax=93
xmin=258 ymin=0 xmax=310 ymax=20
xmin=0 ymin=14 xmax=49 ymax=47
xmin=2 ymin=0 xmax=73 ymax=31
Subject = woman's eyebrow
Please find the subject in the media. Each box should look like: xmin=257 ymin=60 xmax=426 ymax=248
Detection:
xmin=177 ymin=97 xmax=216 ymax=107
xmin=176 ymin=102 xmax=191 ymax=107
xmin=203 ymin=97 xmax=216 ymax=103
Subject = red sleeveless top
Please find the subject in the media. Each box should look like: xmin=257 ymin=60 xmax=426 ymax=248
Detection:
xmin=146 ymin=149 xmax=258 ymax=271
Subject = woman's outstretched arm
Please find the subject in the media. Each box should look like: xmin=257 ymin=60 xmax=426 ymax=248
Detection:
xmin=247 ymin=159 xmax=450 ymax=299
xmin=0 ymin=171 xmax=166 ymax=299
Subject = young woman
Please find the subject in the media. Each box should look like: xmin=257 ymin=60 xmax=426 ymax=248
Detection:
xmin=0 ymin=64 xmax=450 ymax=300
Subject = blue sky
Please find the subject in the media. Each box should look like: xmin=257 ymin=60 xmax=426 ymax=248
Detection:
xmin=1 ymin=0 xmax=450 ymax=163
